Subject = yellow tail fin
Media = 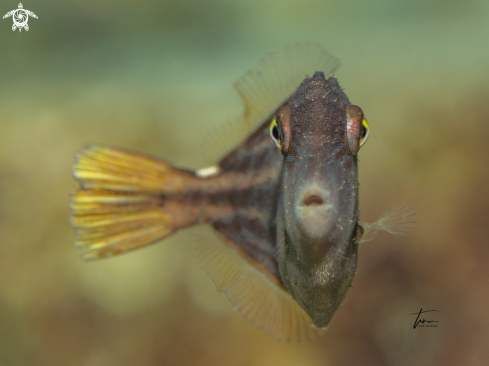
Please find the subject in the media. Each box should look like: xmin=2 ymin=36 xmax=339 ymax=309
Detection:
xmin=70 ymin=145 xmax=196 ymax=261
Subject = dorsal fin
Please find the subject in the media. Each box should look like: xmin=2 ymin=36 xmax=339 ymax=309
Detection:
xmin=202 ymin=43 xmax=339 ymax=165
xmin=201 ymin=116 xmax=250 ymax=166
xmin=194 ymin=225 xmax=326 ymax=342
xmin=234 ymin=42 xmax=339 ymax=131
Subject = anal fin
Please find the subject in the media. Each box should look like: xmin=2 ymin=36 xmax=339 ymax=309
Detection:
xmin=194 ymin=225 xmax=326 ymax=342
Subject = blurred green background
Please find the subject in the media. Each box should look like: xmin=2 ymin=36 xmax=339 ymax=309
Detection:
xmin=1 ymin=0 xmax=489 ymax=365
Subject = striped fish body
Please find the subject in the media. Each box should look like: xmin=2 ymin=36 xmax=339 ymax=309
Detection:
xmin=71 ymin=43 xmax=415 ymax=342
xmin=72 ymin=116 xmax=283 ymax=274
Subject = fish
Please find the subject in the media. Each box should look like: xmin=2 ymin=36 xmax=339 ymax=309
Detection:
xmin=70 ymin=43 xmax=415 ymax=342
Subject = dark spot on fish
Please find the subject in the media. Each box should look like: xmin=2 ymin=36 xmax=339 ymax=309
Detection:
xmin=157 ymin=194 xmax=166 ymax=207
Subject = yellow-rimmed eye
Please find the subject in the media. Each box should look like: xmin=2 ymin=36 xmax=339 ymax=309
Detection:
xmin=359 ymin=118 xmax=369 ymax=148
xmin=346 ymin=105 xmax=368 ymax=155
xmin=269 ymin=116 xmax=282 ymax=149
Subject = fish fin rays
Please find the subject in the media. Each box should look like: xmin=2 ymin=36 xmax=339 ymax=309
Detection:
xmin=234 ymin=42 xmax=339 ymax=131
xmin=358 ymin=205 xmax=416 ymax=244
xmin=357 ymin=225 xmax=378 ymax=243
xmin=71 ymin=145 xmax=197 ymax=260
xmin=70 ymin=190 xmax=173 ymax=261
xmin=194 ymin=225 xmax=326 ymax=342
xmin=201 ymin=116 xmax=250 ymax=166
xmin=201 ymin=43 xmax=339 ymax=165
xmin=72 ymin=145 xmax=188 ymax=192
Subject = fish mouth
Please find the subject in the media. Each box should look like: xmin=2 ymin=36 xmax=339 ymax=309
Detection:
xmin=302 ymin=194 xmax=331 ymax=207
xmin=295 ymin=183 xmax=336 ymax=238
xmin=298 ymin=184 xmax=332 ymax=206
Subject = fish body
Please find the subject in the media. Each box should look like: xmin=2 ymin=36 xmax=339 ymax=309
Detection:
xmin=71 ymin=43 xmax=415 ymax=341
xmin=276 ymin=73 xmax=360 ymax=328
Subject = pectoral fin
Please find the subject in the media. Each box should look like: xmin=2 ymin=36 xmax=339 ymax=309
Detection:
xmin=358 ymin=205 xmax=416 ymax=244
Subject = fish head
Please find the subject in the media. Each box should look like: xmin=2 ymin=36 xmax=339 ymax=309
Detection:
xmin=272 ymin=72 xmax=368 ymax=328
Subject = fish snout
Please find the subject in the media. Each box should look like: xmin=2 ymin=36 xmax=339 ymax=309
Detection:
xmin=295 ymin=184 xmax=336 ymax=238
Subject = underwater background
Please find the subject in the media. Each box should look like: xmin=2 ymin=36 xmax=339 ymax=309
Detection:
xmin=1 ymin=0 xmax=489 ymax=364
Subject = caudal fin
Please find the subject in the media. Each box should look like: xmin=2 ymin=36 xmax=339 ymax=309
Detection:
xmin=70 ymin=145 xmax=198 ymax=261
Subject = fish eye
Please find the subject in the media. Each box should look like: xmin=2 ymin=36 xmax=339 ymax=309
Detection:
xmin=269 ymin=116 xmax=282 ymax=149
xmin=346 ymin=105 xmax=367 ymax=155
xmin=359 ymin=118 xmax=369 ymax=148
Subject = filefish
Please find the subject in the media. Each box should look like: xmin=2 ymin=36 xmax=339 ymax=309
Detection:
xmin=70 ymin=43 xmax=415 ymax=342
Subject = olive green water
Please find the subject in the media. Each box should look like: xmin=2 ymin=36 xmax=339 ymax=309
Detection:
xmin=1 ymin=0 xmax=489 ymax=365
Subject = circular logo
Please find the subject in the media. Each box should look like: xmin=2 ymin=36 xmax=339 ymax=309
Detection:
xmin=12 ymin=9 xmax=28 ymax=28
